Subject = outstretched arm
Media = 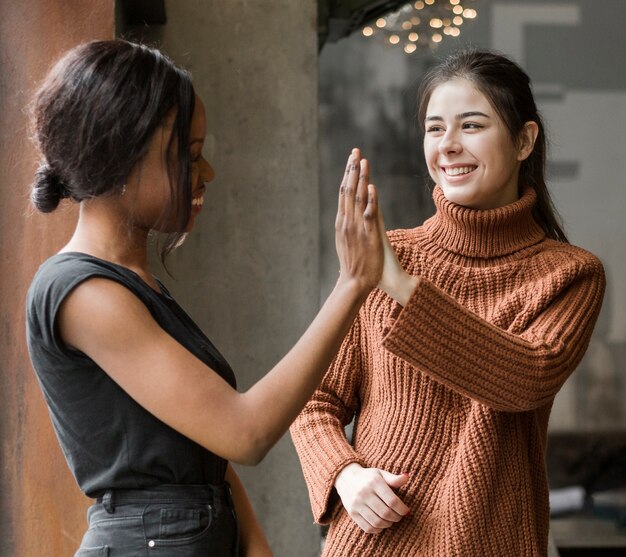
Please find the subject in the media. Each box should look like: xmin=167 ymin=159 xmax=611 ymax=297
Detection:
xmin=58 ymin=149 xmax=385 ymax=465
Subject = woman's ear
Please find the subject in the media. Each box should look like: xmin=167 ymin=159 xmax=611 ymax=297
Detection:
xmin=517 ymin=121 xmax=539 ymax=162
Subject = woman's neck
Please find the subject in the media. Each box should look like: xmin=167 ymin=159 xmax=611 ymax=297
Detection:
xmin=422 ymin=185 xmax=546 ymax=260
xmin=61 ymin=198 xmax=152 ymax=280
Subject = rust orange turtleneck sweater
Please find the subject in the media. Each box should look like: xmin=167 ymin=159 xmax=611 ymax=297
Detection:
xmin=291 ymin=186 xmax=605 ymax=557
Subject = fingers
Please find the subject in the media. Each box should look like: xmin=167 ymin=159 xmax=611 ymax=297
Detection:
xmin=334 ymin=148 xmax=384 ymax=289
xmin=379 ymin=469 xmax=410 ymax=489
xmin=350 ymin=512 xmax=385 ymax=535
xmin=343 ymin=149 xmax=360 ymax=222
xmin=376 ymin=472 xmax=411 ymax=516
xmin=358 ymin=505 xmax=393 ymax=533
xmin=368 ymin=491 xmax=407 ymax=523
xmin=336 ymin=465 xmax=410 ymax=534
xmin=377 ymin=189 xmax=388 ymax=235
xmin=355 ymin=158 xmax=369 ymax=216
xmin=337 ymin=150 xmax=354 ymax=217
xmin=349 ymin=495 xmax=398 ymax=535
xmin=338 ymin=148 xmax=371 ymax=225
xmin=351 ymin=487 xmax=408 ymax=534
xmin=363 ymin=184 xmax=379 ymax=232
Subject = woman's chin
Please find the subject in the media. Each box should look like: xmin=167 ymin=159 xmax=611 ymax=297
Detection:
xmin=440 ymin=183 xmax=480 ymax=208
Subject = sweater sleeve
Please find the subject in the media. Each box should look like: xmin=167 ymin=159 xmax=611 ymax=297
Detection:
xmin=382 ymin=254 xmax=606 ymax=412
xmin=290 ymin=315 xmax=366 ymax=524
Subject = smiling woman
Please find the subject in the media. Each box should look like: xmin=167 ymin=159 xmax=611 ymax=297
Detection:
xmin=121 ymin=95 xmax=214 ymax=235
xmin=25 ymin=39 xmax=386 ymax=557
xmin=416 ymin=48 xmax=568 ymax=242
xmin=423 ymin=80 xmax=538 ymax=210
xmin=290 ymin=49 xmax=606 ymax=557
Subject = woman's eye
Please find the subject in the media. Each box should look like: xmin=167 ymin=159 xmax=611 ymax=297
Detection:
xmin=426 ymin=125 xmax=444 ymax=133
xmin=463 ymin=122 xmax=482 ymax=130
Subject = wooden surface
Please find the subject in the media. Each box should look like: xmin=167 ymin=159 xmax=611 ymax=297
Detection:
xmin=0 ymin=2 xmax=114 ymax=555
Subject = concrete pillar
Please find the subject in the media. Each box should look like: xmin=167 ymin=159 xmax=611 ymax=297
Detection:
xmin=0 ymin=2 xmax=114 ymax=555
xmin=140 ymin=1 xmax=321 ymax=555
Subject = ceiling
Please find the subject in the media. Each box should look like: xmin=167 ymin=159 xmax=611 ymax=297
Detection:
xmin=117 ymin=0 xmax=408 ymax=51
xmin=317 ymin=0 xmax=408 ymax=48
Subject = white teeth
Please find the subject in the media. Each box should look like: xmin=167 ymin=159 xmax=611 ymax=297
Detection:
xmin=192 ymin=196 xmax=204 ymax=207
xmin=445 ymin=166 xmax=475 ymax=176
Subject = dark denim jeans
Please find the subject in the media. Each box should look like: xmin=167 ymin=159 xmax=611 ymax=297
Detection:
xmin=75 ymin=484 xmax=238 ymax=557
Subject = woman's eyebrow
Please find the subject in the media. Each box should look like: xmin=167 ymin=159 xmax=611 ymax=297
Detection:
xmin=458 ymin=111 xmax=490 ymax=119
xmin=425 ymin=111 xmax=490 ymax=122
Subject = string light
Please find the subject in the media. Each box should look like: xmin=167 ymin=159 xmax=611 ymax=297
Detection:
xmin=361 ymin=0 xmax=479 ymax=53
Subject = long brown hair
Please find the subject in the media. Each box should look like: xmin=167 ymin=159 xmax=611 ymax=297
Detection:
xmin=417 ymin=49 xmax=568 ymax=242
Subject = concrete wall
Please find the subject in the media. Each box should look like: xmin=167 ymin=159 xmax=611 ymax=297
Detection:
xmin=0 ymin=2 xmax=114 ymax=555
xmin=127 ymin=1 xmax=322 ymax=555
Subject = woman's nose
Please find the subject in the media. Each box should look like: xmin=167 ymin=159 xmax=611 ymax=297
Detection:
xmin=201 ymin=158 xmax=215 ymax=184
xmin=438 ymin=131 xmax=462 ymax=155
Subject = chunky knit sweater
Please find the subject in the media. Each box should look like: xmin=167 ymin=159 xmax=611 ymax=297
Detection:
xmin=290 ymin=186 xmax=605 ymax=557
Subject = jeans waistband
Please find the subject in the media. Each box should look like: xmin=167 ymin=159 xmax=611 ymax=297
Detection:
xmin=97 ymin=483 xmax=232 ymax=513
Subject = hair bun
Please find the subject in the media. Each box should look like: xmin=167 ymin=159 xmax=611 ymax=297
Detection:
xmin=31 ymin=163 xmax=69 ymax=213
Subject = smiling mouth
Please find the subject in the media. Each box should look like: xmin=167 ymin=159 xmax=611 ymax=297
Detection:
xmin=443 ymin=166 xmax=477 ymax=176
xmin=191 ymin=195 xmax=204 ymax=209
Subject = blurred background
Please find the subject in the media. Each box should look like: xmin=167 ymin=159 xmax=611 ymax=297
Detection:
xmin=1 ymin=1 xmax=624 ymax=555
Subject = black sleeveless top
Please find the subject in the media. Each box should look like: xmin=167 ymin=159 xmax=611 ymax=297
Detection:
xmin=25 ymin=252 xmax=237 ymax=498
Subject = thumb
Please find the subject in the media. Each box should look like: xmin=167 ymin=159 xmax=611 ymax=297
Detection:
xmin=377 ymin=207 xmax=396 ymax=258
xmin=379 ymin=469 xmax=409 ymax=488
xmin=377 ymin=198 xmax=389 ymax=238
xmin=363 ymin=183 xmax=379 ymax=232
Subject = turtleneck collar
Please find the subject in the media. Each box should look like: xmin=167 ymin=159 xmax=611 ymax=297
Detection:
xmin=422 ymin=185 xmax=546 ymax=259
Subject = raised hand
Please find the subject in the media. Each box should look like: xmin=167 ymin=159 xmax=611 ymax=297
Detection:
xmin=335 ymin=462 xmax=410 ymax=534
xmin=335 ymin=149 xmax=383 ymax=292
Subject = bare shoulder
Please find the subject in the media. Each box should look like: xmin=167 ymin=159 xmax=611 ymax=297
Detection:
xmin=57 ymin=276 xmax=161 ymax=354
xmin=56 ymin=275 xmax=245 ymax=459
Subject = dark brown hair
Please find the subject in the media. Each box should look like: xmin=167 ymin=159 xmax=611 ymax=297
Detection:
xmin=417 ymin=49 xmax=568 ymax=242
xmin=30 ymin=39 xmax=196 ymax=257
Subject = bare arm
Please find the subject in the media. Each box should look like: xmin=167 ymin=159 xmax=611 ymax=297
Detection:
xmin=225 ymin=465 xmax=273 ymax=557
xmin=58 ymin=149 xmax=384 ymax=465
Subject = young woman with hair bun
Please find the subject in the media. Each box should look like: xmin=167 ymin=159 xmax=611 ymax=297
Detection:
xmin=26 ymin=39 xmax=384 ymax=556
